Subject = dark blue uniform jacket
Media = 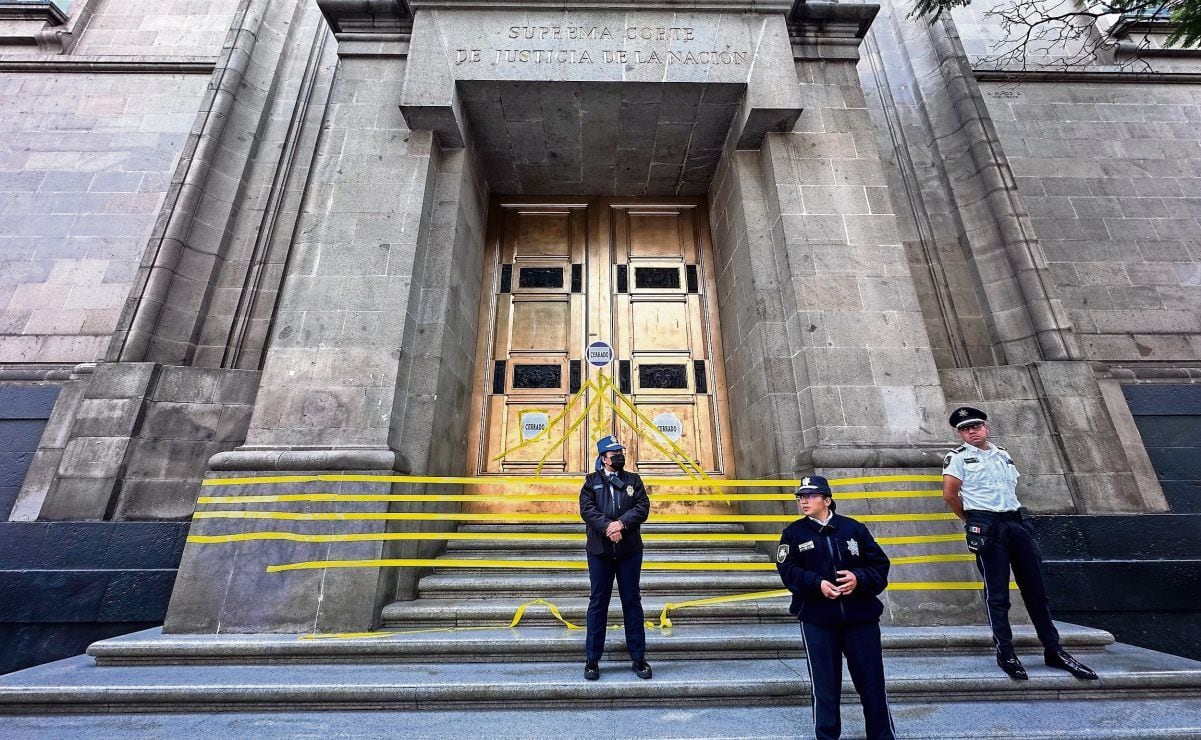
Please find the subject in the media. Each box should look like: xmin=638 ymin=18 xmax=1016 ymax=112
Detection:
xmin=776 ymin=513 xmax=891 ymax=626
xmin=579 ymin=470 xmax=650 ymax=557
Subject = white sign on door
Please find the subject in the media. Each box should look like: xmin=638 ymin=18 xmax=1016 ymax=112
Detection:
xmin=521 ymin=411 xmax=549 ymax=440
xmin=586 ymin=341 xmax=614 ymax=368
xmin=653 ymin=412 xmax=683 ymax=441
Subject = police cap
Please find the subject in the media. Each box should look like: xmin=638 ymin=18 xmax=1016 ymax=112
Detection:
xmin=795 ymin=475 xmax=832 ymax=497
xmin=949 ymin=406 xmax=988 ymax=429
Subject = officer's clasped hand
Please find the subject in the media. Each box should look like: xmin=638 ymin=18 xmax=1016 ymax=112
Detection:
xmin=820 ymin=580 xmax=842 ymax=599
xmin=836 ymin=569 xmax=858 ymax=595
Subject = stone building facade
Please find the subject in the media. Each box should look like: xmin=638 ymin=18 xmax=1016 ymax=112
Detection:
xmin=0 ymin=0 xmax=1198 ymax=667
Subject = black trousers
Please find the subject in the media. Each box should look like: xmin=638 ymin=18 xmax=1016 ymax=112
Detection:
xmin=585 ymin=551 xmax=646 ymax=662
xmin=968 ymin=511 xmax=1061 ymax=655
xmin=800 ymin=621 xmax=895 ymax=740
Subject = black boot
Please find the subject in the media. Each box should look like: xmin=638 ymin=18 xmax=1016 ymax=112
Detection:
xmin=1045 ymin=649 xmax=1098 ymax=680
xmin=632 ymin=659 xmax=652 ymax=679
xmin=997 ymin=651 xmax=1028 ymax=680
xmin=584 ymin=660 xmax=600 ymax=681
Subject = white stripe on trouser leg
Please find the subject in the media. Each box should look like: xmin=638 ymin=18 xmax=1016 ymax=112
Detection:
xmin=799 ymin=625 xmax=818 ymax=729
xmin=978 ymin=552 xmax=1000 ymax=652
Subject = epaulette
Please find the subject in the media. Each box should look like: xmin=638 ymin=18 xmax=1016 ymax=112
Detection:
xmin=996 ymin=445 xmax=1007 ymax=451
xmin=953 ymin=445 xmax=966 ymax=452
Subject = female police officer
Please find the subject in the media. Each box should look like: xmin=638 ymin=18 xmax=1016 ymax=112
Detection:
xmin=776 ymin=476 xmax=895 ymax=740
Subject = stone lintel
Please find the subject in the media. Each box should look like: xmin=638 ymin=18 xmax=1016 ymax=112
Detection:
xmin=401 ymin=8 xmax=803 ymax=186
xmin=409 ymin=0 xmax=794 ymax=10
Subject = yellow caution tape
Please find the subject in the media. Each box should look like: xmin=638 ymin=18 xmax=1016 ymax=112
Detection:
xmin=657 ymin=590 xmax=791 ymax=628
xmin=507 ymin=597 xmax=583 ymax=630
xmin=195 ymin=489 xmax=944 ymax=506
xmin=187 ymin=531 xmax=967 ymax=546
xmin=195 ymin=511 xmax=959 ymax=523
xmin=298 ymin=580 xmax=1015 ymax=640
xmin=202 ymin=473 xmax=944 ymax=488
xmin=264 ymin=553 xmax=974 ymax=574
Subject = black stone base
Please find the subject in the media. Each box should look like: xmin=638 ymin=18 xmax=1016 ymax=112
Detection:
xmin=0 ymin=522 xmax=188 ymax=675
xmin=1033 ymin=514 xmax=1201 ymax=661
xmin=0 ymin=623 xmax=161 ymax=675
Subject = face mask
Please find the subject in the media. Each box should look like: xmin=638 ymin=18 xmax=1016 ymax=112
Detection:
xmin=609 ymin=453 xmax=626 ymax=471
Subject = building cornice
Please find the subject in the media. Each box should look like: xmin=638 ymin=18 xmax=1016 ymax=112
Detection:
xmin=0 ymin=55 xmax=217 ymax=73
xmin=975 ymin=68 xmax=1201 ymax=84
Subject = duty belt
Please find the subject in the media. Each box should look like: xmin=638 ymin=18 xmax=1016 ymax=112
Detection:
xmin=964 ymin=509 xmax=1022 ymax=522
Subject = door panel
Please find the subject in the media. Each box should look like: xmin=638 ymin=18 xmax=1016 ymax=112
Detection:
xmin=467 ymin=198 xmax=733 ymax=504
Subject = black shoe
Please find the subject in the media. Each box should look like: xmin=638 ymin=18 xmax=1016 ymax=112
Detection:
xmin=997 ymin=652 xmax=1028 ymax=680
xmin=584 ymin=661 xmax=600 ymax=681
xmin=1045 ymin=649 xmax=1098 ymax=680
xmin=632 ymin=659 xmax=652 ymax=680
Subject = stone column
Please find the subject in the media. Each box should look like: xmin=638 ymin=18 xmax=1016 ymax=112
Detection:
xmin=166 ymin=8 xmax=491 ymax=628
xmin=709 ymin=7 xmax=983 ymax=624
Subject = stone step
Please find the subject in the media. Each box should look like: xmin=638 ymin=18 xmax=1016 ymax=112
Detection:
xmin=3 ymin=642 xmax=1198 ymax=713
xmin=446 ymin=537 xmax=756 ymax=552
xmin=434 ymin=549 xmax=768 ymax=564
xmin=3 ymin=697 xmax=1198 ymax=738
xmin=382 ymin=595 xmax=795 ymax=626
xmin=416 ymin=571 xmax=786 ymax=596
xmin=456 ymin=523 xmax=750 ymax=535
xmin=85 ymin=624 xmax=1115 ymax=666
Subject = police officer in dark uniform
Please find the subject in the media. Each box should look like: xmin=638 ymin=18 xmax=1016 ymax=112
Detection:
xmin=776 ymin=476 xmax=896 ymax=740
xmin=579 ymin=435 xmax=651 ymax=681
xmin=942 ymin=406 xmax=1098 ymax=681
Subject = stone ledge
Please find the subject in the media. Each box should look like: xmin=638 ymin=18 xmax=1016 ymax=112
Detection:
xmin=86 ymin=623 xmax=1114 ymax=665
xmin=805 ymin=445 xmax=947 ymax=469
xmin=0 ymin=56 xmax=218 ymax=74
xmin=3 ymin=641 xmax=1199 ymax=712
xmin=207 ymin=446 xmax=404 ymax=472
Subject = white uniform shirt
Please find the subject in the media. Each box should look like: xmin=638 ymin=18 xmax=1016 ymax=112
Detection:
xmin=942 ymin=442 xmax=1021 ymax=512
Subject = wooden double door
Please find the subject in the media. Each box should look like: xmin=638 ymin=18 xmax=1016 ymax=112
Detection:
xmin=467 ymin=198 xmax=733 ymax=481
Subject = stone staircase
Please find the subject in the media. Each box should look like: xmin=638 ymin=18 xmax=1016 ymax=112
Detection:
xmin=2 ymin=520 xmax=1201 ymax=738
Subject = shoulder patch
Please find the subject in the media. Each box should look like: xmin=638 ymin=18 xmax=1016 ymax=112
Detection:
xmin=942 ymin=453 xmax=953 ymax=467
xmin=776 ymin=544 xmax=790 ymax=563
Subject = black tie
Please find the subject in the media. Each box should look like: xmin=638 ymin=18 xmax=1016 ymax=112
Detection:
xmin=606 ymin=474 xmax=621 ymax=518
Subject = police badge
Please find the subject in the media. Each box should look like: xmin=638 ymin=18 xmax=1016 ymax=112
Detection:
xmin=777 ymin=544 xmax=789 ymax=563
xmin=847 ymin=538 xmax=860 ymax=557
xmin=626 ymin=486 xmax=634 ymax=495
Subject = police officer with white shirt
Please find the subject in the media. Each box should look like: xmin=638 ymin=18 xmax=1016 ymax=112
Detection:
xmin=942 ymin=406 xmax=1098 ymax=681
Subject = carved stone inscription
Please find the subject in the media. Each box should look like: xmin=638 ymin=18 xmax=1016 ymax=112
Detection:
xmin=454 ymin=24 xmax=750 ymax=67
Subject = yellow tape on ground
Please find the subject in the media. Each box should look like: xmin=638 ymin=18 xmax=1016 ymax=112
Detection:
xmin=507 ymin=597 xmax=583 ymax=630
xmin=187 ymin=531 xmax=967 ymax=546
xmin=656 ymin=589 xmax=790 ymax=628
xmin=195 ymin=511 xmax=959 ymax=524
xmin=195 ymin=489 xmax=945 ymax=506
xmin=264 ymin=553 xmax=974 ymax=574
xmin=299 ymin=581 xmax=1014 ymax=640
xmin=201 ymin=474 xmax=945 ymax=488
